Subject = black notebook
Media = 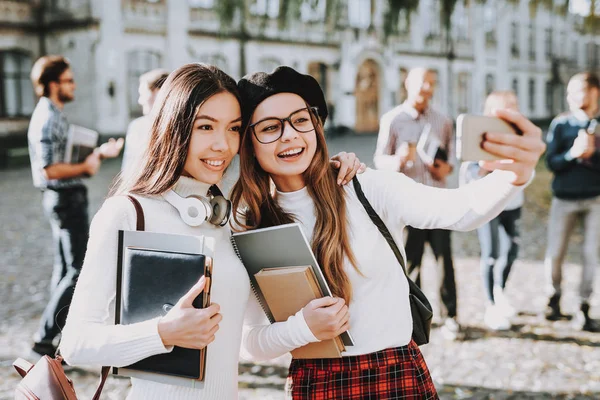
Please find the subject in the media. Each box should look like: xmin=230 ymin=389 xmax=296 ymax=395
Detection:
xmin=115 ymin=230 xmax=214 ymax=386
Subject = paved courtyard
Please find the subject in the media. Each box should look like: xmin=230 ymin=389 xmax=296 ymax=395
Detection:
xmin=1 ymin=133 xmax=599 ymax=399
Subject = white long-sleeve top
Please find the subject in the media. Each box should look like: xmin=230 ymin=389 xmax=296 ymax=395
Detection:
xmin=60 ymin=176 xmax=250 ymax=400
xmin=242 ymin=168 xmax=530 ymax=360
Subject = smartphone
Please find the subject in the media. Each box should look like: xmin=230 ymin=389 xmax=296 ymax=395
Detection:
xmin=456 ymin=114 xmax=522 ymax=161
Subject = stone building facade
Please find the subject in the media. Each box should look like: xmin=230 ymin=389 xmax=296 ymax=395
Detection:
xmin=1 ymin=0 xmax=599 ymax=146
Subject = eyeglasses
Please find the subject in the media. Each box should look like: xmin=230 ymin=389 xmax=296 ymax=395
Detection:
xmin=249 ymin=107 xmax=319 ymax=144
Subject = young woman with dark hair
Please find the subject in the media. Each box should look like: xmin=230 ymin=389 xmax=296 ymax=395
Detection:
xmin=232 ymin=66 xmax=546 ymax=400
xmin=59 ymin=63 xmax=362 ymax=399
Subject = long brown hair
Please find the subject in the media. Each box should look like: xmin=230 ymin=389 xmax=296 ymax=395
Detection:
xmin=230 ymin=110 xmax=360 ymax=304
xmin=112 ymin=63 xmax=239 ymax=196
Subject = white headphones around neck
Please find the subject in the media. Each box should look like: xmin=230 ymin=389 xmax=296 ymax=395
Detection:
xmin=163 ymin=185 xmax=231 ymax=227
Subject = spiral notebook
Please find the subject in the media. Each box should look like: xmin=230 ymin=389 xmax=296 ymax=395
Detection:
xmin=231 ymin=223 xmax=354 ymax=347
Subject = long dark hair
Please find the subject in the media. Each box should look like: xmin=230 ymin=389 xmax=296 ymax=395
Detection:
xmin=230 ymin=109 xmax=360 ymax=304
xmin=112 ymin=63 xmax=239 ymax=196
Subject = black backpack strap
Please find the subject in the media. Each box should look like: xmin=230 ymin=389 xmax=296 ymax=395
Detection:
xmin=351 ymin=176 xmax=407 ymax=276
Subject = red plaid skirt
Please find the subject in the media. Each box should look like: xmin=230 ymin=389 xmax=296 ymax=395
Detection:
xmin=285 ymin=340 xmax=438 ymax=400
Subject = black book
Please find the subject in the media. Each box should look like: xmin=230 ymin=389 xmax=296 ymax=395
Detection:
xmin=115 ymin=230 xmax=214 ymax=386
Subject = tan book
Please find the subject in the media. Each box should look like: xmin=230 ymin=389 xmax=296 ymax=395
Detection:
xmin=254 ymin=266 xmax=345 ymax=359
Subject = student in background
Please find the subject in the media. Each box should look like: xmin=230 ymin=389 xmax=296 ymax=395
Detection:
xmin=232 ymin=66 xmax=545 ymax=399
xmin=121 ymin=68 xmax=169 ymax=174
xmin=27 ymin=55 xmax=123 ymax=358
xmin=374 ymin=67 xmax=460 ymax=340
xmin=544 ymin=72 xmax=600 ymax=332
xmin=459 ymin=91 xmax=523 ymax=331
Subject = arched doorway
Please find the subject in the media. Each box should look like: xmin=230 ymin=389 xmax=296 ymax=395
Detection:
xmin=355 ymin=59 xmax=380 ymax=133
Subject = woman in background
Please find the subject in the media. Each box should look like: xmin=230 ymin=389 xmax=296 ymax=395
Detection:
xmin=459 ymin=91 xmax=523 ymax=331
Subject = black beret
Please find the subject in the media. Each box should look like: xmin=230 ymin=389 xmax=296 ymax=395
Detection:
xmin=237 ymin=66 xmax=328 ymax=130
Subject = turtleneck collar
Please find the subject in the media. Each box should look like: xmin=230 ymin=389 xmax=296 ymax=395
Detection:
xmin=276 ymin=185 xmax=311 ymax=210
xmin=172 ymin=176 xmax=213 ymax=198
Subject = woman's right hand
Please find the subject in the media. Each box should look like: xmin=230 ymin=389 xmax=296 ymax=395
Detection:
xmin=303 ymin=297 xmax=350 ymax=341
xmin=157 ymin=276 xmax=222 ymax=349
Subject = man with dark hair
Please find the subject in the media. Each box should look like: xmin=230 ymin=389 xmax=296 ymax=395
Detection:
xmin=544 ymin=72 xmax=600 ymax=332
xmin=121 ymin=68 xmax=169 ymax=173
xmin=374 ymin=67 xmax=461 ymax=340
xmin=28 ymin=55 xmax=123 ymax=357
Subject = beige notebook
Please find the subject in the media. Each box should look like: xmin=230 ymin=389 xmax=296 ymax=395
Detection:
xmin=254 ymin=266 xmax=345 ymax=359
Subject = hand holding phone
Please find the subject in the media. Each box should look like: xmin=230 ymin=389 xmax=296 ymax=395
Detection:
xmin=457 ymin=114 xmax=522 ymax=161
xmin=458 ymin=109 xmax=545 ymax=186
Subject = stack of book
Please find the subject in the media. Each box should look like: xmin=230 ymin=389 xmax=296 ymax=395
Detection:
xmin=231 ymin=223 xmax=353 ymax=358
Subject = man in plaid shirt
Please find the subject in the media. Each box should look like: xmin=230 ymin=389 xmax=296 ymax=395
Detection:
xmin=27 ymin=55 xmax=123 ymax=357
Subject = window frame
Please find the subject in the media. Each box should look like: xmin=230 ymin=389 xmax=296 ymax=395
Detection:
xmin=0 ymin=50 xmax=35 ymax=119
xmin=126 ymin=49 xmax=162 ymax=117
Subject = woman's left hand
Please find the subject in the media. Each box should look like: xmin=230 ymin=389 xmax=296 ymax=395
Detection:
xmin=480 ymin=109 xmax=546 ymax=186
xmin=330 ymin=152 xmax=367 ymax=186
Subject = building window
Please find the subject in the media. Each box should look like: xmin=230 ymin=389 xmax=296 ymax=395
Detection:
xmin=452 ymin=4 xmax=469 ymax=42
xmin=528 ymin=25 xmax=536 ymax=61
xmin=511 ymin=22 xmax=520 ymax=58
xmin=398 ymin=67 xmax=408 ymax=104
xmin=397 ymin=9 xmax=410 ymax=35
xmin=249 ymin=0 xmax=279 ymax=17
xmin=528 ymin=78 xmax=535 ymax=112
xmin=259 ymin=57 xmax=282 ymax=72
xmin=457 ymin=72 xmax=469 ymax=113
xmin=348 ymin=0 xmax=372 ymax=29
xmin=546 ymin=80 xmax=553 ymax=113
xmin=0 ymin=51 xmax=35 ymax=118
xmin=544 ymin=28 xmax=552 ymax=59
xmin=308 ymin=62 xmax=329 ymax=101
xmin=512 ymin=78 xmax=519 ymax=97
xmin=485 ymin=74 xmax=495 ymax=96
xmin=594 ymin=44 xmax=600 ymax=69
xmin=188 ymin=0 xmax=214 ymax=8
xmin=301 ymin=0 xmax=326 ymax=22
xmin=127 ymin=50 xmax=162 ymax=116
xmin=424 ymin=0 xmax=441 ymax=39
xmin=202 ymin=54 xmax=229 ymax=74
xmin=484 ymin=6 xmax=496 ymax=46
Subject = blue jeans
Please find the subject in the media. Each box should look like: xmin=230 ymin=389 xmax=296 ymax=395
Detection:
xmin=36 ymin=186 xmax=89 ymax=344
xmin=476 ymin=207 xmax=521 ymax=303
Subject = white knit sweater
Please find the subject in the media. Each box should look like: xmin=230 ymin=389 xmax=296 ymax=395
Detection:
xmin=60 ymin=176 xmax=250 ymax=400
xmin=242 ymin=168 xmax=530 ymax=360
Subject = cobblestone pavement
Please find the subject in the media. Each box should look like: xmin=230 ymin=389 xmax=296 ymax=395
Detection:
xmin=1 ymin=133 xmax=599 ymax=399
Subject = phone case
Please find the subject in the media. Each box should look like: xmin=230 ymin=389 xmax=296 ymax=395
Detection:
xmin=456 ymin=114 xmax=520 ymax=161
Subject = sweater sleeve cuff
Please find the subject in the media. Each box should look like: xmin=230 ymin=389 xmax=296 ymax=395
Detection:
xmin=295 ymin=309 xmax=320 ymax=343
xmin=130 ymin=317 xmax=174 ymax=357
